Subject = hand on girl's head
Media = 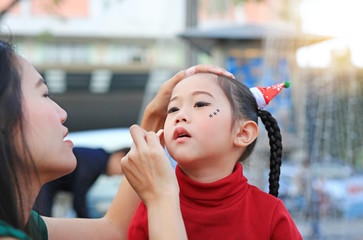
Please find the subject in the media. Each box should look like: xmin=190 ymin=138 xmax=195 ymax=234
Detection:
xmin=185 ymin=64 xmax=235 ymax=79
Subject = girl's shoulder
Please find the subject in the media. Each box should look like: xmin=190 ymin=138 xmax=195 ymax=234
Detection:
xmin=246 ymin=183 xmax=281 ymax=205
xmin=245 ymin=184 xmax=291 ymax=219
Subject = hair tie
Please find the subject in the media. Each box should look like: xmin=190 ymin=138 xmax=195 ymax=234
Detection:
xmin=257 ymin=109 xmax=263 ymax=117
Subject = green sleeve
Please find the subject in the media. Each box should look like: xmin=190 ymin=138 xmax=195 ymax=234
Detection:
xmin=0 ymin=211 xmax=48 ymax=240
xmin=0 ymin=219 xmax=32 ymax=240
xmin=26 ymin=210 xmax=48 ymax=240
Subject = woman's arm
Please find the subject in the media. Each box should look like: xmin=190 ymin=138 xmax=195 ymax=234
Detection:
xmin=44 ymin=128 xmax=182 ymax=240
xmin=44 ymin=177 xmax=138 ymax=239
xmin=146 ymin=191 xmax=186 ymax=240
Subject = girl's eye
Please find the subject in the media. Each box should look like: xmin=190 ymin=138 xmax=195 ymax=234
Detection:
xmin=167 ymin=107 xmax=179 ymax=114
xmin=194 ymin=101 xmax=210 ymax=108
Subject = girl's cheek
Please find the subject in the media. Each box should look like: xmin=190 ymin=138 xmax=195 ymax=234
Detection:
xmin=163 ymin=128 xmax=171 ymax=143
xmin=207 ymin=108 xmax=221 ymax=119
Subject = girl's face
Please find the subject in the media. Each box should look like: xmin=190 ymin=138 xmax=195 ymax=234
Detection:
xmin=17 ymin=56 xmax=76 ymax=183
xmin=164 ymin=73 xmax=241 ymax=172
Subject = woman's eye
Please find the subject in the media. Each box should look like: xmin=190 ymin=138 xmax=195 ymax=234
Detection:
xmin=194 ymin=102 xmax=210 ymax=108
xmin=43 ymin=93 xmax=52 ymax=98
xmin=167 ymin=107 xmax=179 ymax=114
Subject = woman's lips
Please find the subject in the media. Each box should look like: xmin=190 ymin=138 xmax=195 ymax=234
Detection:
xmin=64 ymin=139 xmax=74 ymax=146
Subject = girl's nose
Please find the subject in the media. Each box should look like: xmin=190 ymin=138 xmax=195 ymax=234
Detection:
xmin=175 ymin=110 xmax=190 ymax=124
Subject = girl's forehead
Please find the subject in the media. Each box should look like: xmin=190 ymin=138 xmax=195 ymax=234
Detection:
xmin=174 ymin=73 xmax=219 ymax=92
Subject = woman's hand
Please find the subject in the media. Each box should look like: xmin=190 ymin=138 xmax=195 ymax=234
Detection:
xmin=121 ymin=125 xmax=178 ymax=205
xmin=120 ymin=124 xmax=187 ymax=240
xmin=141 ymin=64 xmax=234 ymax=132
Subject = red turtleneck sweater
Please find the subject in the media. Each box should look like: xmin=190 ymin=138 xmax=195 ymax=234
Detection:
xmin=128 ymin=163 xmax=302 ymax=240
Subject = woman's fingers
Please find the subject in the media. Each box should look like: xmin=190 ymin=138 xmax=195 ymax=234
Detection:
xmin=162 ymin=70 xmax=186 ymax=90
xmin=129 ymin=124 xmax=148 ymax=149
xmin=187 ymin=64 xmax=235 ymax=79
xmin=120 ymin=125 xmax=176 ymax=204
xmin=156 ymin=129 xmax=164 ymax=139
xmin=145 ymin=131 xmax=165 ymax=155
xmin=126 ymin=125 xmax=164 ymax=166
xmin=156 ymin=129 xmax=164 ymax=146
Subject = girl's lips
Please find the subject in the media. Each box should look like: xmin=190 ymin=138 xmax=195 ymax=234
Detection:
xmin=173 ymin=126 xmax=191 ymax=140
xmin=175 ymin=136 xmax=190 ymax=143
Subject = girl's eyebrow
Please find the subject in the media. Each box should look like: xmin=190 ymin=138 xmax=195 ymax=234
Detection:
xmin=169 ymin=90 xmax=214 ymax=103
xmin=192 ymin=90 xmax=214 ymax=98
xmin=36 ymin=78 xmax=47 ymax=88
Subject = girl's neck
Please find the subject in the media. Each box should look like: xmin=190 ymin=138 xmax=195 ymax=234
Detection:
xmin=178 ymin=160 xmax=236 ymax=183
xmin=176 ymin=149 xmax=242 ymax=183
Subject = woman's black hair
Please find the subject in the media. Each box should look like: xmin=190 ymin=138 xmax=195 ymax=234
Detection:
xmin=0 ymin=39 xmax=37 ymax=236
xmin=216 ymin=74 xmax=282 ymax=198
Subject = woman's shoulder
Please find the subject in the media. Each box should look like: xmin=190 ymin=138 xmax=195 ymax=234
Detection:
xmin=0 ymin=219 xmax=31 ymax=240
xmin=0 ymin=211 xmax=48 ymax=240
xmin=26 ymin=211 xmax=48 ymax=240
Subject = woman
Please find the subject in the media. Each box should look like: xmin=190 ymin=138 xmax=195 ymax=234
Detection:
xmin=0 ymin=39 xmax=233 ymax=239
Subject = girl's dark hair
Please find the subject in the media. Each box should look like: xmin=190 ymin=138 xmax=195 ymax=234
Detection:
xmin=216 ymin=74 xmax=282 ymax=198
xmin=0 ymin=40 xmax=36 ymax=235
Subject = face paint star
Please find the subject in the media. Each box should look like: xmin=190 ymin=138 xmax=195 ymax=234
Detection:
xmin=209 ymin=114 xmax=213 ymax=118
xmin=217 ymin=109 xmax=220 ymax=112
xmin=213 ymin=112 xmax=217 ymax=115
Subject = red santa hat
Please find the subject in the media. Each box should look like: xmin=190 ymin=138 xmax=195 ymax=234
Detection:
xmin=250 ymin=81 xmax=290 ymax=110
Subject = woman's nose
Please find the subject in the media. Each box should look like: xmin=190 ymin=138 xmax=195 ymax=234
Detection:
xmin=60 ymin=108 xmax=68 ymax=124
xmin=56 ymin=104 xmax=68 ymax=124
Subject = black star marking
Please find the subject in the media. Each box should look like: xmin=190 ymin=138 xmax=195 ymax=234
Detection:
xmin=213 ymin=112 xmax=217 ymax=115
xmin=209 ymin=114 xmax=213 ymax=118
xmin=217 ymin=109 xmax=220 ymax=112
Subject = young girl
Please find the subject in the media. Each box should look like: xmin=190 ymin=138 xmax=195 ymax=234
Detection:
xmin=0 ymin=39 xmax=232 ymax=240
xmin=127 ymin=72 xmax=302 ymax=239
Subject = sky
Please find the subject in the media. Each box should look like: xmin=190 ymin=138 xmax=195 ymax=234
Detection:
xmin=298 ymin=0 xmax=363 ymax=67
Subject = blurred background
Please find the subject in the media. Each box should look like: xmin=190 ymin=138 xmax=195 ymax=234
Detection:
xmin=1 ymin=0 xmax=362 ymax=239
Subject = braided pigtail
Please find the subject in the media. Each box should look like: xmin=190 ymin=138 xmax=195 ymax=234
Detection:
xmin=215 ymin=74 xmax=285 ymax=197
xmin=258 ymin=110 xmax=282 ymax=197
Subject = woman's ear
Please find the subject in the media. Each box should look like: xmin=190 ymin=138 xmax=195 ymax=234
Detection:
xmin=233 ymin=120 xmax=259 ymax=147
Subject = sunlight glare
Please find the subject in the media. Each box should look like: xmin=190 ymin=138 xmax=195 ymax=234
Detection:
xmin=299 ymin=0 xmax=363 ymax=67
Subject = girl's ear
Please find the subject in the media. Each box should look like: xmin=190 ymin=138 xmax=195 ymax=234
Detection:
xmin=233 ymin=120 xmax=259 ymax=147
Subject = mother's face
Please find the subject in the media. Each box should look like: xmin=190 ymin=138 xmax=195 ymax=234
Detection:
xmin=17 ymin=55 xmax=76 ymax=183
